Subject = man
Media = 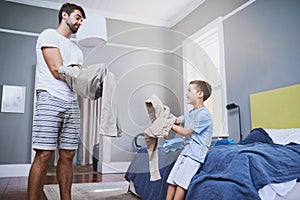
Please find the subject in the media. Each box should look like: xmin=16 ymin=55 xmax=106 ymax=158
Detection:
xmin=28 ymin=3 xmax=86 ymax=200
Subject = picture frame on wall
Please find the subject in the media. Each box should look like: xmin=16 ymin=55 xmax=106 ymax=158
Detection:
xmin=1 ymin=85 xmax=26 ymax=113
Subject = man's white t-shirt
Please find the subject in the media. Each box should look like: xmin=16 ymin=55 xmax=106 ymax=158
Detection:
xmin=35 ymin=29 xmax=83 ymax=101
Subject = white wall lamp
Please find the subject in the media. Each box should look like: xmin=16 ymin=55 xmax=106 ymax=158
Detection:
xmin=76 ymin=13 xmax=107 ymax=47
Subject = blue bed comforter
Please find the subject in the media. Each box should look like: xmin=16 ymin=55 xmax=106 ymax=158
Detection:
xmin=186 ymin=143 xmax=300 ymax=200
xmin=125 ymin=147 xmax=181 ymax=200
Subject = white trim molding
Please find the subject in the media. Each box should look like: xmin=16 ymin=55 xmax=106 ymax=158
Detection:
xmin=97 ymin=135 xmax=131 ymax=174
xmin=0 ymin=27 xmax=174 ymax=53
xmin=182 ymin=17 xmax=229 ymax=137
xmin=98 ymin=161 xmax=131 ymax=174
xmin=0 ymin=164 xmax=31 ymax=177
xmin=223 ymin=0 xmax=256 ymax=21
xmin=170 ymin=0 xmax=206 ymax=27
xmin=0 ymin=28 xmax=39 ymax=37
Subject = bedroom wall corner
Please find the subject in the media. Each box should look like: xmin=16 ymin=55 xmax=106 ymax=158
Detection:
xmin=81 ymin=19 xmax=184 ymax=170
xmin=223 ymin=0 xmax=300 ymax=139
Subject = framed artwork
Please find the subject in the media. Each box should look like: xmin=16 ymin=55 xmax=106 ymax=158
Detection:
xmin=1 ymin=85 xmax=26 ymax=113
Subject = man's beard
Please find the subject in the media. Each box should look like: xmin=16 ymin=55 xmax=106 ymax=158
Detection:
xmin=66 ymin=20 xmax=79 ymax=34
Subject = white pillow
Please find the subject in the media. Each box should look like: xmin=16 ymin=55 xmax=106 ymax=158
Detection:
xmin=265 ymin=128 xmax=300 ymax=145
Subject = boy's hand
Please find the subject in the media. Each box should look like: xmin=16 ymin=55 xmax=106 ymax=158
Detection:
xmin=175 ymin=118 xmax=182 ymax=125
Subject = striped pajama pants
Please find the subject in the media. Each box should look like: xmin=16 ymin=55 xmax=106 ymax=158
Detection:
xmin=32 ymin=90 xmax=80 ymax=150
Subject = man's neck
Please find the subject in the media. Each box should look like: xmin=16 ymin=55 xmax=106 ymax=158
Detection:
xmin=56 ymin=24 xmax=72 ymax=39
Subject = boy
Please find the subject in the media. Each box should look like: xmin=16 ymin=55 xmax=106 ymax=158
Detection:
xmin=166 ymin=80 xmax=213 ymax=200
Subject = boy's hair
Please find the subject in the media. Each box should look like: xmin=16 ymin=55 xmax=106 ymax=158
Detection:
xmin=58 ymin=3 xmax=86 ymax=23
xmin=189 ymin=80 xmax=212 ymax=101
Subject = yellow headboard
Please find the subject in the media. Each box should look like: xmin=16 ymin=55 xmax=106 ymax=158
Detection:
xmin=250 ymin=84 xmax=300 ymax=129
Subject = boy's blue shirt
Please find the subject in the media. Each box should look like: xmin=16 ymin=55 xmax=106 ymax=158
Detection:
xmin=180 ymin=107 xmax=213 ymax=163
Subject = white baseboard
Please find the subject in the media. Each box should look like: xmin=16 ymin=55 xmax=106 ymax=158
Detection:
xmin=0 ymin=162 xmax=130 ymax=177
xmin=98 ymin=161 xmax=130 ymax=174
xmin=0 ymin=164 xmax=31 ymax=177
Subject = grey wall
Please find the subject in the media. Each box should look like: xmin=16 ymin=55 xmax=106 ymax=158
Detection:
xmin=82 ymin=21 xmax=183 ymax=161
xmin=2 ymin=0 xmax=300 ymax=165
xmin=224 ymin=0 xmax=300 ymax=140
xmin=0 ymin=1 xmax=58 ymax=164
xmin=173 ymin=0 xmax=300 ymax=141
xmin=173 ymin=0 xmax=249 ymax=42
xmin=0 ymin=1 xmax=183 ymax=164
xmin=0 ymin=32 xmax=35 ymax=164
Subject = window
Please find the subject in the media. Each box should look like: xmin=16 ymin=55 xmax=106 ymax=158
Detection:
xmin=182 ymin=17 xmax=228 ymax=137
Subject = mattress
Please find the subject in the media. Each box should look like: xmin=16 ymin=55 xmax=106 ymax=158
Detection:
xmin=258 ymin=128 xmax=300 ymax=200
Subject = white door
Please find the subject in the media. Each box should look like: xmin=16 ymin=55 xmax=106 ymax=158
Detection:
xmin=182 ymin=17 xmax=228 ymax=138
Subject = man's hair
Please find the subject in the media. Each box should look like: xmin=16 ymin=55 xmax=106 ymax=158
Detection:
xmin=58 ymin=3 xmax=86 ymax=23
xmin=189 ymin=80 xmax=212 ymax=101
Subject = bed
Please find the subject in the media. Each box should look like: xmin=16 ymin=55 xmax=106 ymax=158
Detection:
xmin=125 ymin=146 xmax=180 ymax=199
xmin=125 ymin=84 xmax=300 ymax=200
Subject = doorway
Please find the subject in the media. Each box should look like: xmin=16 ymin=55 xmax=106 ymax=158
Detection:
xmin=182 ymin=17 xmax=228 ymax=138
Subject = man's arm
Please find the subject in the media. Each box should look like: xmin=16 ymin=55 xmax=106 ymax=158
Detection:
xmin=42 ymin=47 xmax=63 ymax=79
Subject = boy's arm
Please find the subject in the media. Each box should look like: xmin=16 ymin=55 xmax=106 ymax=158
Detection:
xmin=174 ymin=117 xmax=183 ymax=125
xmin=171 ymin=124 xmax=193 ymax=136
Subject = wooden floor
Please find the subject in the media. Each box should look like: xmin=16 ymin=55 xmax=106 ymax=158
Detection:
xmin=0 ymin=165 xmax=126 ymax=200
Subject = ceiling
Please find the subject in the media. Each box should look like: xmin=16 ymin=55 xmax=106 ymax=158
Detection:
xmin=6 ymin=0 xmax=206 ymax=27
